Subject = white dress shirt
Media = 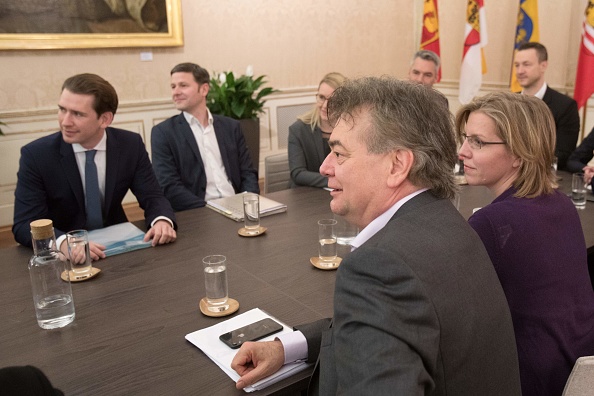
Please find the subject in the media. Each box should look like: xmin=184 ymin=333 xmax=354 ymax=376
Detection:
xmin=183 ymin=110 xmax=235 ymax=200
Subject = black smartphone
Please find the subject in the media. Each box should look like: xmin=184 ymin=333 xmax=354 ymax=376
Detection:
xmin=219 ymin=318 xmax=283 ymax=349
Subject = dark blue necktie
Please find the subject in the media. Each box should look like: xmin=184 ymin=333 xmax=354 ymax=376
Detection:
xmin=85 ymin=150 xmax=103 ymax=230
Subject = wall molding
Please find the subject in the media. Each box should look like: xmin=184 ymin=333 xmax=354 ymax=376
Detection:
xmin=1 ymin=85 xmax=592 ymax=228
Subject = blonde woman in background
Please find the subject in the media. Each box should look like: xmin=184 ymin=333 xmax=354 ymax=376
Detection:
xmin=288 ymin=72 xmax=346 ymax=188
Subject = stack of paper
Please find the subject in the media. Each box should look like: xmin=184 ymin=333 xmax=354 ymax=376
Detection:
xmin=185 ymin=308 xmax=309 ymax=392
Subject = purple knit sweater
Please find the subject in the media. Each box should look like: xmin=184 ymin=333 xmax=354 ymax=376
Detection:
xmin=469 ymin=186 xmax=594 ymax=396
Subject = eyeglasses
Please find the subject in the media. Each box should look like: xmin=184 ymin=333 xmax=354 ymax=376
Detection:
xmin=461 ymin=133 xmax=506 ymax=150
xmin=315 ymin=94 xmax=330 ymax=103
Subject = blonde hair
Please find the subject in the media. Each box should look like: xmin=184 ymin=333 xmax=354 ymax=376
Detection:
xmin=455 ymin=91 xmax=557 ymax=198
xmin=298 ymin=72 xmax=346 ymax=130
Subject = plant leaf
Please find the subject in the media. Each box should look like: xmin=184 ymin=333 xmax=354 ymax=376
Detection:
xmin=206 ymin=70 xmax=279 ymax=119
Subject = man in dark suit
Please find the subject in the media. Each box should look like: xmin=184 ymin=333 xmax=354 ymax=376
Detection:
xmin=13 ymin=73 xmax=176 ymax=259
xmin=151 ymin=63 xmax=259 ymax=211
xmin=514 ymin=42 xmax=580 ymax=170
xmin=231 ymin=77 xmax=521 ymax=395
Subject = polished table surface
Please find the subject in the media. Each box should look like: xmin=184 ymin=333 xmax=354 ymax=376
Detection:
xmin=2 ymin=175 xmax=594 ymax=395
xmin=0 ymin=187 xmax=339 ymax=396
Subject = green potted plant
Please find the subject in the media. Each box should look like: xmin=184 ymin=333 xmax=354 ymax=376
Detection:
xmin=207 ymin=66 xmax=278 ymax=167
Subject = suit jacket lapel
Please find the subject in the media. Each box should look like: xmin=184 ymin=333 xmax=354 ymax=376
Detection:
xmin=177 ymin=114 xmax=204 ymax=166
xmin=213 ymin=116 xmax=233 ymax=178
xmin=542 ymin=86 xmax=553 ymax=106
xmin=60 ymin=138 xmax=85 ymax=211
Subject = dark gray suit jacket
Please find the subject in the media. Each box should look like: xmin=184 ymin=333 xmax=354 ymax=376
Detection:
xmin=297 ymin=191 xmax=521 ymax=395
xmin=151 ymin=113 xmax=259 ymax=211
xmin=287 ymin=120 xmax=329 ymax=188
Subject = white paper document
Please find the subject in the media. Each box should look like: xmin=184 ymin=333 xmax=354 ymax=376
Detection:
xmin=87 ymin=222 xmax=152 ymax=257
xmin=185 ymin=308 xmax=310 ymax=392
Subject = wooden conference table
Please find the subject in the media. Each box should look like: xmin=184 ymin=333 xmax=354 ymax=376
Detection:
xmin=2 ymin=173 xmax=593 ymax=395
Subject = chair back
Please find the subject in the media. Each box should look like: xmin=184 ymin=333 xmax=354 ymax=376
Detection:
xmin=562 ymin=356 xmax=594 ymax=396
xmin=264 ymin=153 xmax=290 ymax=193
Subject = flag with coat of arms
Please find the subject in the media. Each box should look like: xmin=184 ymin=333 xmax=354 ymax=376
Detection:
xmin=459 ymin=0 xmax=488 ymax=104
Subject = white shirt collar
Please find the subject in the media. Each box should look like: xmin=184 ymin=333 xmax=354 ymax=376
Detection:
xmin=522 ymin=82 xmax=547 ymax=100
xmin=183 ymin=109 xmax=213 ymax=128
xmin=350 ymin=188 xmax=428 ymax=250
xmin=72 ymin=130 xmax=107 ymax=153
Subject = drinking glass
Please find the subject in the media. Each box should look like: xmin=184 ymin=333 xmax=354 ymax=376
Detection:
xmin=202 ymin=255 xmax=229 ymax=312
xmin=572 ymin=173 xmax=587 ymax=207
xmin=66 ymin=230 xmax=93 ymax=279
xmin=243 ymin=193 xmax=260 ymax=232
xmin=318 ymin=219 xmax=337 ymax=266
xmin=333 ymin=214 xmax=358 ymax=246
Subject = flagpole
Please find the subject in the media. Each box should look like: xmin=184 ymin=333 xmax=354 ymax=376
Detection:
xmin=581 ymin=104 xmax=588 ymax=142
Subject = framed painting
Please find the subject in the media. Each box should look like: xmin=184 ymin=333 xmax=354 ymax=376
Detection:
xmin=0 ymin=0 xmax=183 ymax=50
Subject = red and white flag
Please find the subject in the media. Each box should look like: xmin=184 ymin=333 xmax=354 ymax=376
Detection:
xmin=459 ymin=0 xmax=488 ymax=104
xmin=420 ymin=0 xmax=441 ymax=82
xmin=574 ymin=0 xmax=594 ymax=110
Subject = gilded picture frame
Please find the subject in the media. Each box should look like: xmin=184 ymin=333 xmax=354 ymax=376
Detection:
xmin=0 ymin=0 xmax=183 ymax=50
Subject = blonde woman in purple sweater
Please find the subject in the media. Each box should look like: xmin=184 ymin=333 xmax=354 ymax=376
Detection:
xmin=457 ymin=91 xmax=594 ymax=396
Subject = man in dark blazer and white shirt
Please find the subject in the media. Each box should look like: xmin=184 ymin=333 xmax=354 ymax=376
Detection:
xmin=151 ymin=63 xmax=259 ymax=211
xmin=514 ymin=42 xmax=580 ymax=170
xmin=13 ymin=73 xmax=176 ymax=259
xmin=231 ymin=77 xmax=521 ymax=395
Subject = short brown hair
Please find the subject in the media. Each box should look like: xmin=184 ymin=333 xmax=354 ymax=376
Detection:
xmin=62 ymin=73 xmax=118 ymax=116
xmin=517 ymin=42 xmax=548 ymax=63
xmin=455 ymin=91 xmax=557 ymax=198
xmin=170 ymin=62 xmax=210 ymax=85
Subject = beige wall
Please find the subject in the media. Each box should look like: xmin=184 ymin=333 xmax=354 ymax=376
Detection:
xmin=0 ymin=0 xmax=589 ymax=113
xmin=0 ymin=0 xmax=592 ymax=228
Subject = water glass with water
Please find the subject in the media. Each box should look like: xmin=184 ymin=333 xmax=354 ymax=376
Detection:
xmin=572 ymin=173 xmax=587 ymax=207
xmin=318 ymin=219 xmax=338 ymax=265
xmin=66 ymin=229 xmax=93 ymax=279
xmin=243 ymin=193 xmax=260 ymax=231
xmin=202 ymin=255 xmax=229 ymax=312
xmin=333 ymin=214 xmax=358 ymax=246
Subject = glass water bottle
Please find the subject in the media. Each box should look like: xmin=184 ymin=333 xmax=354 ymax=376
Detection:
xmin=28 ymin=219 xmax=75 ymax=329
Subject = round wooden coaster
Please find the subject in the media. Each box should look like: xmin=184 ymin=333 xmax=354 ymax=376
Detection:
xmin=238 ymin=226 xmax=267 ymax=237
xmin=61 ymin=267 xmax=101 ymax=282
xmin=454 ymin=175 xmax=468 ymax=185
xmin=310 ymin=256 xmax=342 ymax=270
xmin=199 ymin=297 xmax=239 ymax=317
